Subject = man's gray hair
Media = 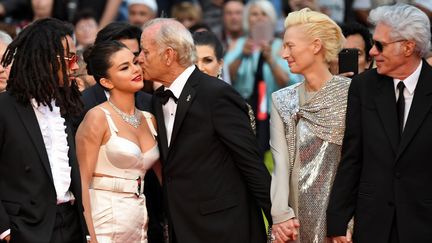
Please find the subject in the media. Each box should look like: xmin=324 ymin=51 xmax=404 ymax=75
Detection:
xmin=369 ymin=4 xmax=431 ymax=57
xmin=142 ymin=18 xmax=196 ymax=67
xmin=0 ymin=30 xmax=13 ymax=45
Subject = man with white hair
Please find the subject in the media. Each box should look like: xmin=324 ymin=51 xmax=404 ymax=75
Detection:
xmin=139 ymin=18 xmax=272 ymax=243
xmin=127 ymin=0 xmax=158 ymax=27
xmin=0 ymin=30 xmax=12 ymax=92
xmin=327 ymin=4 xmax=432 ymax=243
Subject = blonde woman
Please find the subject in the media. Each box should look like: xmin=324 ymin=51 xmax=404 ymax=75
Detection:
xmin=270 ymin=8 xmax=351 ymax=243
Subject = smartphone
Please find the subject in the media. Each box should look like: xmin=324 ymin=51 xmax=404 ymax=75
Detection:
xmin=250 ymin=20 xmax=274 ymax=44
xmin=338 ymin=48 xmax=359 ymax=76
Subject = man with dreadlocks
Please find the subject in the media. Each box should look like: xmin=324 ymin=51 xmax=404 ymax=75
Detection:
xmin=0 ymin=18 xmax=88 ymax=243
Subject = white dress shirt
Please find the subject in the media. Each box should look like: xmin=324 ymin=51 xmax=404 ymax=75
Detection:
xmin=393 ymin=60 xmax=422 ymax=130
xmin=31 ymin=99 xmax=75 ymax=203
xmin=163 ymin=65 xmax=195 ymax=146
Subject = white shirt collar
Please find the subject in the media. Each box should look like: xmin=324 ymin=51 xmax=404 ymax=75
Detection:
xmin=393 ymin=60 xmax=423 ymax=95
xmin=166 ymin=65 xmax=195 ymax=98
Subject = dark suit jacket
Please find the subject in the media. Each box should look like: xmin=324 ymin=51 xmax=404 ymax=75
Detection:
xmin=0 ymin=92 xmax=87 ymax=243
xmin=327 ymin=62 xmax=432 ymax=243
xmin=153 ymin=68 xmax=272 ymax=243
xmin=74 ymin=84 xmax=164 ymax=243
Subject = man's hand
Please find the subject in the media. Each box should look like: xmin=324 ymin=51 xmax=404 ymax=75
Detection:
xmin=272 ymin=218 xmax=300 ymax=243
xmin=329 ymin=229 xmax=352 ymax=243
xmin=330 ymin=236 xmax=349 ymax=243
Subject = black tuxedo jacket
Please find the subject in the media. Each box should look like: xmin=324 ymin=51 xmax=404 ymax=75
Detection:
xmin=153 ymin=68 xmax=272 ymax=243
xmin=327 ymin=62 xmax=432 ymax=242
xmin=0 ymin=92 xmax=87 ymax=243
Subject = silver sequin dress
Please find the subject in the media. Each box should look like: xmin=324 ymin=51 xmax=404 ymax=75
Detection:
xmin=270 ymin=76 xmax=350 ymax=243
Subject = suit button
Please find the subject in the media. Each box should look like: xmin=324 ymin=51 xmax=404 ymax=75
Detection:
xmin=388 ymin=201 xmax=394 ymax=207
xmin=24 ymin=166 xmax=31 ymax=172
xmin=395 ymin=172 xmax=401 ymax=179
xmin=30 ymin=200 xmax=36 ymax=205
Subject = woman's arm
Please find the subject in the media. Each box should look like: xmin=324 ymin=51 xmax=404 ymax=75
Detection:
xmin=228 ymin=38 xmax=255 ymax=82
xmin=269 ymin=96 xmax=300 ymax=241
xmin=98 ymin=0 xmax=123 ymax=29
xmin=75 ymin=108 xmax=107 ymax=243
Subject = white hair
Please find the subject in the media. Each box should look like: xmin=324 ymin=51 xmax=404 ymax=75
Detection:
xmin=369 ymin=3 xmax=431 ymax=57
xmin=142 ymin=18 xmax=196 ymax=67
xmin=242 ymin=0 xmax=277 ymax=34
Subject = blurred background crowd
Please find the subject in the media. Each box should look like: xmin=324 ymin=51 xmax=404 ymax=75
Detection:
xmin=0 ymin=0 xmax=431 ymax=91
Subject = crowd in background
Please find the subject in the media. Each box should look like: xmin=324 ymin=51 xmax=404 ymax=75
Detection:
xmin=0 ymin=0 xmax=431 ymax=87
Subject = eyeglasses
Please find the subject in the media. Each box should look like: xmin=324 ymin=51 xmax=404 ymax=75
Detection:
xmin=373 ymin=39 xmax=405 ymax=52
xmin=58 ymin=54 xmax=79 ymax=67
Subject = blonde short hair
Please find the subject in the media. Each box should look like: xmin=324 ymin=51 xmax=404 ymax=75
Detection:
xmin=284 ymin=8 xmax=345 ymax=63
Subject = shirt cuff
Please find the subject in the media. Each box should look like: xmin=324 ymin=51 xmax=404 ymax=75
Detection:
xmin=0 ymin=229 xmax=10 ymax=240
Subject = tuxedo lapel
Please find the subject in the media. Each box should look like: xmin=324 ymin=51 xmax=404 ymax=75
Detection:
xmin=397 ymin=64 xmax=432 ymax=160
xmin=153 ymin=95 xmax=169 ymax=161
xmin=374 ymin=75 xmax=400 ymax=154
xmin=170 ymin=75 xmax=197 ymax=149
xmin=14 ymin=102 xmax=53 ymax=183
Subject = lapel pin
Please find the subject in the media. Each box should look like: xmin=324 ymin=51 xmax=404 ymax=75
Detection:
xmin=186 ymin=94 xmax=191 ymax=102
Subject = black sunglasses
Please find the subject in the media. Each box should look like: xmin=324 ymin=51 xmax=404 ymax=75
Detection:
xmin=373 ymin=39 xmax=405 ymax=52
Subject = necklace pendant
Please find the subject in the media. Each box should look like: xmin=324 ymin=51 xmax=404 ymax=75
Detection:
xmin=122 ymin=114 xmax=140 ymax=128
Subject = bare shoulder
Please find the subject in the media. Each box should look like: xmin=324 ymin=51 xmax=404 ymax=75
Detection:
xmin=82 ymin=106 xmax=107 ymax=125
xmin=77 ymin=105 xmax=108 ymax=138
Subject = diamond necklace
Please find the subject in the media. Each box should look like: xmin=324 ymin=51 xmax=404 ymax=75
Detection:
xmin=108 ymin=100 xmax=141 ymax=128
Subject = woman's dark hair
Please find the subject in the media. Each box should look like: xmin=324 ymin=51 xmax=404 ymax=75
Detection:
xmin=3 ymin=18 xmax=82 ymax=115
xmin=192 ymin=31 xmax=224 ymax=61
xmin=83 ymin=40 xmax=127 ymax=88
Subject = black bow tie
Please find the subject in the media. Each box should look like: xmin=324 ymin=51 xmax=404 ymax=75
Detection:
xmin=155 ymin=88 xmax=178 ymax=105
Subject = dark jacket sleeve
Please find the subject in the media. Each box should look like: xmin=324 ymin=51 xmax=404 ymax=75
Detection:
xmin=211 ymin=83 xmax=273 ymax=225
xmin=0 ymin=112 xmax=11 ymax=235
xmin=326 ymin=77 xmax=363 ymax=236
